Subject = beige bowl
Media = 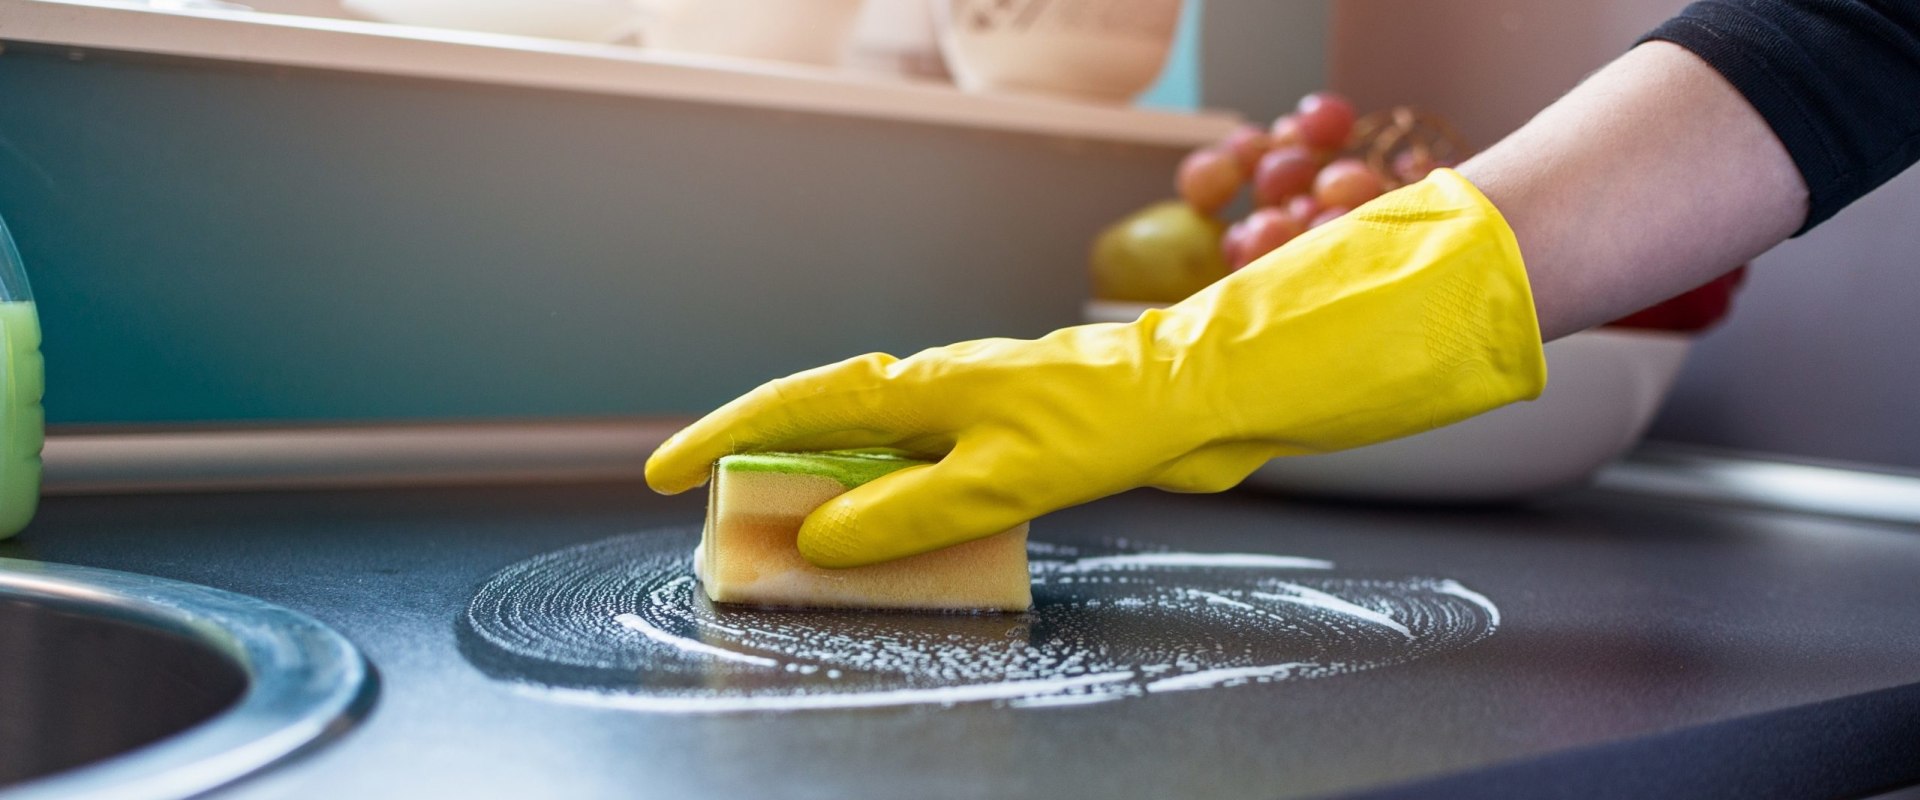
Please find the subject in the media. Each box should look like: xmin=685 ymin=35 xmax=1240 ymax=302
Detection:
xmin=1083 ymin=299 xmax=1693 ymax=502
xmin=342 ymin=0 xmax=640 ymax=42
xmin=641 ymin=0 xmax=866 ymax=66
xmin=931 ymin=0 xmax=1183 ymax=101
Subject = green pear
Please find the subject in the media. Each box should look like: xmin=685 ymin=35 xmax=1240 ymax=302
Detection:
xmin=1090 ymin=201 xmax=1229 ymax=303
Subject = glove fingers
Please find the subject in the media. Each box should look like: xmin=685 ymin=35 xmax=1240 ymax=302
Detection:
xmin=645 ymin=353 xmax=935 ymax=494
xmin=796 ymin=446 xmax=1036 ymax=568
xmin=1150 ymin=442 xmax=1279 ymax=494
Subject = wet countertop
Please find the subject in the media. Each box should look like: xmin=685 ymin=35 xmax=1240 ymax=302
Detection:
xmin=4 ymin=478 xmax=1920 ymax=799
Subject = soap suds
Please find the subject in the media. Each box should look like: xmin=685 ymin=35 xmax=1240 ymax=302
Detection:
xmin=1435 ymin=579 xmax=1502 ymax=627
xmin=1251 ymin=584 xmax=1413 ymax=639
xmin=1056 ymin=553 xmax=1334 ymax=571
xmin=460 ymin=527 xmax=1500 ymax=714
xmin=1145 ymin=662 xmax=1313 ymax=693
xmin=613 ymin=606 xmax=777 ymax=667
xmin=524 ymin=670 xmax=1140 ymax=714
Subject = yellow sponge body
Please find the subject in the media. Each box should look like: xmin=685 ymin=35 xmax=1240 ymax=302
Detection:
xmin=698 ymin=452 xmax=1031 ymax=612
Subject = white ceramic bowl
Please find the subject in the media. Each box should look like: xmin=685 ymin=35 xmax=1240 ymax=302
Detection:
xmin=342 ymin=0 xmax=640 ymax=42
xmin=931 ymin=0 xmax=1183 ymax=101
xmin=640 ymin=0 xmax=866 ymax=66
xmin=1083 ymin=300 xmax=1693 ymax=502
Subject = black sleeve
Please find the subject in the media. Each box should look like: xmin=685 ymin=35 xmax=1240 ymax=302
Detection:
xmin=1640 ymin=1 xmax=1920 ymax=235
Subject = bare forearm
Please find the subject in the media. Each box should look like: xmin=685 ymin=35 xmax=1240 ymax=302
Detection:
xmin=1458 ymin=41 xmax=1808 ymax=341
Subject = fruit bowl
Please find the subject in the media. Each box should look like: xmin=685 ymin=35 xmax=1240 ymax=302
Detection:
xmin=1083 ymin=300 xmax=1694 ymax=502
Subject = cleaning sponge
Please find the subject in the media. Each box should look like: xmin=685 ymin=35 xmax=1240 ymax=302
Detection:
xmin=696 ymin=451 xmax=1031 ymax=612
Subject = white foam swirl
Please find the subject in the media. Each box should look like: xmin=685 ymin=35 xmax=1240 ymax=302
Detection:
xmin=461 ymin=529 xmax=1501 ymax=714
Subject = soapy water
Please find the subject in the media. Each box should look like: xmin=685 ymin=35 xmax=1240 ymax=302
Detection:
xmin=459 ymin=527 xmax=1499 ymax=713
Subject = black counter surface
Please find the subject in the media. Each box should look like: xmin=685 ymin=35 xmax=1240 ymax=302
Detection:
xmin=4 ymin=481 xmax=1918 ymax=799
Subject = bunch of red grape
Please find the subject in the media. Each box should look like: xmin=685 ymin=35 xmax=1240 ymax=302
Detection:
xmin=1175 ymin=92 xmax=1454 ymax=271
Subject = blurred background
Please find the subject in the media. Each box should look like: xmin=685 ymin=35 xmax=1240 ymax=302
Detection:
xmin=0 ymin=0 xmax=1914 ymax=469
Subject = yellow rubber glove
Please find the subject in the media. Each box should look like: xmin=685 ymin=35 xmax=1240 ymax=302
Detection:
xmin=647 ymin=169 xmax=1547 ymax=568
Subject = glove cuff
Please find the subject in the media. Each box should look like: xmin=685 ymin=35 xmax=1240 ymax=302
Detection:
xmin=1417 ymin=167 xmax=1549 ymax=413
xmin=1149 ymin=168 xmax=1549 ymax=455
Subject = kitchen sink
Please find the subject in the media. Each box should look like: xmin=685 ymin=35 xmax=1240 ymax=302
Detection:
xmin=0 ymin=558 xmax=374 ymax=799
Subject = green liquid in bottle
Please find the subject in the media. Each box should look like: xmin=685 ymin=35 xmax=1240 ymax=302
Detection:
xmin=0 ymin=301 xmax=43 ymax=538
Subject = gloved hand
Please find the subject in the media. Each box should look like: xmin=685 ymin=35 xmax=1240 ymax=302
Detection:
xmin=647 ymin=169 xmax=1547 ymax=568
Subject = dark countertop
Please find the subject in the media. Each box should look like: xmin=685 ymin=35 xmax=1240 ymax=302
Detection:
xmin=5 ymin=480 xmax=1919 ymax=799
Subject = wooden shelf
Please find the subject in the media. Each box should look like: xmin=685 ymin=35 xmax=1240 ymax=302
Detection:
xmin=0 ymin=0 xmax=1241 ymax=148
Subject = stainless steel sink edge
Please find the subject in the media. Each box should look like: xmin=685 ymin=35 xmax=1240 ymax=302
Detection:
xmin=0 ymin=559 xmax=378 ymax=800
